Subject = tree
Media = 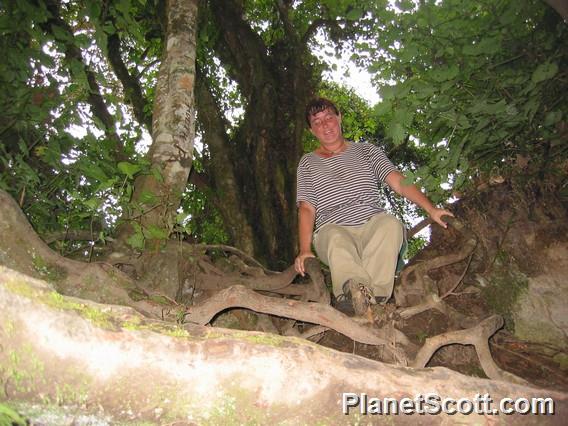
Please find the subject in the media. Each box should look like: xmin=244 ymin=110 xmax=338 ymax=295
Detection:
xmin=1 ymin=0 xmax=567 ymax=420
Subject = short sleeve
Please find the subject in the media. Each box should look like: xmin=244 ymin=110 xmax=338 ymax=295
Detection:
xmin=365 ymin=143 xmax=398 ymax=182
xmin=296 ymin=156 xmax=317 ymax=208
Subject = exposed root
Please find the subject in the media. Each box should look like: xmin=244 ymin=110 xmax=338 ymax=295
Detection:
xmin=395 ymin=216 xmax=477 ymax=306
xmin=397 ymin=293 xmax=477 ymax=329
xmin=196 ymin=243 xmax=278 ymax=274
xmin=183 ymin=285 xmax=408 ymax=363
xmin=412 ymin=315 xmax=527 ymax=384
xmin=440 ymin=252 xmax=474 ymax=299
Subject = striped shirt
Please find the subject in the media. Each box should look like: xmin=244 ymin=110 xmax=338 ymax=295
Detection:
xmin=296 ymin=142 xmax=398 ymax=233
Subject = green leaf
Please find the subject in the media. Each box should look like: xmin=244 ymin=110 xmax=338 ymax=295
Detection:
xmin=531 ymin=62 xmax=558 ymax=84
xmin=127 ymin=231 xmax=145 ymax=250
xmin=118 ymin=161 xmax=142 ymax=178
xmin=346 ymin=8 xmax=363 ymax=20
xmin=50 ymin=25 xmax=69 ymax=42
xmin=151 ymin=166 xmax=164 ymax=183
xmin=380 ymin=85 xmax=396 ymax=101
xmin=430 ymin=65 xmax=459 ymax=82
xmin=79 ymin=162 xmax=108 ymax=182
xmin=544 ymin=111 xmax=562 ymax=126
xmin=462 ymin=38 xmax=500 ymax=56
xmin=374 ymin=100 xmax=392 ymax=116
xmin=139 ymin=190 xmax=158 ymax=205
xmin=84 ymin=198 xmax=101 ymax=210
xmin=386 ymin=122 xmax=406 ymax=145
xmin=0 ymin=403 xmax=27 ymax=426
xmin=145 ymin=224 xmax=169 ymax=240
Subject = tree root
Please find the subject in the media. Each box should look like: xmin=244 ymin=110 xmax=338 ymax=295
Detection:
xmin=183 ymin=284 xmax=408 ymax=363
xmin=411 ymin=315 xmax=528 ymax=385
xmin=397 ymin=293 xmax=478 ymax=329
xmin=395 ymin=216 xmax=477 ymax=306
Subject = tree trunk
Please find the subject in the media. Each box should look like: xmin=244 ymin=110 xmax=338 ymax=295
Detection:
xmin=116 ymin=0 xmax=198 ymax=250
xmin=196 ymin=0 xmax=314 ymax=268
xmin=2 ymin=266 xmax=566 ymax=424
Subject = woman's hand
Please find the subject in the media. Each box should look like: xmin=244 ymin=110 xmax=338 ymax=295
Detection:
xmin=428 ymin=207 xmax=455 ymax=228
xmin=294 ymin=251 xmax=316 ymax=276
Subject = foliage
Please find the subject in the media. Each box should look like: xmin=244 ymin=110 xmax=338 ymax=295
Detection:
xmin=0 ymin=0 xmax=157 ymax=241
xmin=0 ymin=403 xmax=28 ymax=426
xmin=356 ymin=0 xmax=568 ymax=201
xmin=3 ymin=0 xmax=564 ymax=261
xmin=405 ymin=234 xmax=428 ymax=260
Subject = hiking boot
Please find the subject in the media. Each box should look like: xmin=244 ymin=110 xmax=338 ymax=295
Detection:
xmin=342 ymin=280 xmax=377 ymax=317
xmin=332 ymin=293 xmax=355 ymax=316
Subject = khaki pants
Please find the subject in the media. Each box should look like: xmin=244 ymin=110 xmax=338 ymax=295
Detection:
xmin=314 ymin=213 xmax=404 ymax=299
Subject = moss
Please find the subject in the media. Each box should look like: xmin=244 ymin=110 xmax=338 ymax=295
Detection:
xmin=3 ymin=320 xmax=16 ymax=337
xmin=46 ymin=292 xmax=115 ymax=330
xmin=2 ymin=344 xmax=46 ymax=397
xmin=162 ymin=325 xmax=190 ymax=338
xmin=127 ymin=287 xmax=147 ymax=302
xmin=53 ymin=381 xmax=90 ymax=406
xmin=7 ymin=401 xmax=112 ymax=426
xmin=30 ymin=252 xmax=66 ymax=283
xmin=4 ymin=279 xmax=36 ymax=299
xmin=0 ymin=403 xmax=28 ymax=426
xmin=149 ymin=294 xmax=171 ymax=305
xmin=205 ymin=328 xmax=305 ymax=349
xmin=120 ymin=316 xmax=192 ymax=340
xmin=5 ymin=278 xmax=116 ymax=330
xmin=482 ymin=260 xmax=529 ymax=332
xmin=196 ymin=383 xmax=289 ymax=426
xmin=553 ymin=353 xmax=568 ymax=371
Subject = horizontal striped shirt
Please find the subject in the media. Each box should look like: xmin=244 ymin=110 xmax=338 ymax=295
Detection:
xmin=296 ymin=142 xmax=398 ymax=233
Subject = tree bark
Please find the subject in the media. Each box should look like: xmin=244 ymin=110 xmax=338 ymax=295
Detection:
xmin=2 ymin=266 xmax=566 ymax=424
xmin=116 ymin=0 xmax=198 ymax=250
xmin=196 ymin=0 xmax=314 ymax=268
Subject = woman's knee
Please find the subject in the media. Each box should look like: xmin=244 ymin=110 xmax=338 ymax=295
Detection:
xmin=373 ymin=213 xmax=404 ymax=235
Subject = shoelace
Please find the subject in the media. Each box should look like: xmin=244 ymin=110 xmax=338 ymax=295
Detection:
xmin=358 ymin=284 xmax=377 ymax=305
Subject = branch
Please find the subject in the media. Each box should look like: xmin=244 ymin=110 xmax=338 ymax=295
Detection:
xmin=188 ymin=167 xmax=210 ymax=191
xmin=42 ymin=0 xmax=126 ymax=161
xmin=396 ymin=217 xmax=477 ymax=305
xmin=543 ymin=0 xmax=568 ymax=22
xmin=440 ymin=253 xmax=474 ymax=298
xmin=208 ymin=0 xmax=272 ymax=97
xmin=301 ymin=18 xmax=348 ymax=45
xmin=412 ymin=315 xmax=528 ymax=385
xmin=195 ymin=243 xmax=274 ymax=273
xmin=407 ymin=217 xmax=433 ymax=238
xmin=106 ymin=31 xmax=153 ymax=131
xmin=194 ymin=69 xmax=257 ymax=253
xmin=43 ymin=230 xmax=115 ymax=244
xmin=397 ymin=293 xmax=477 ymax=329
xmin=275 ymin=0 xmax=300 ymax=44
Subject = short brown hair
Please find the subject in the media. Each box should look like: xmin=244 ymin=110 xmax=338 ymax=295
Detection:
xmin=305 ymin=97 xmax=339 ymax=127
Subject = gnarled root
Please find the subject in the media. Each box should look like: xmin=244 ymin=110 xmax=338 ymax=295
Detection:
xmin=395 ymin=216 xmax=477 ymax=307
xmin=412 ymin=315 xmax=527 ymax=385
xmin=184 ymin=284 xmax=409 ymax=363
